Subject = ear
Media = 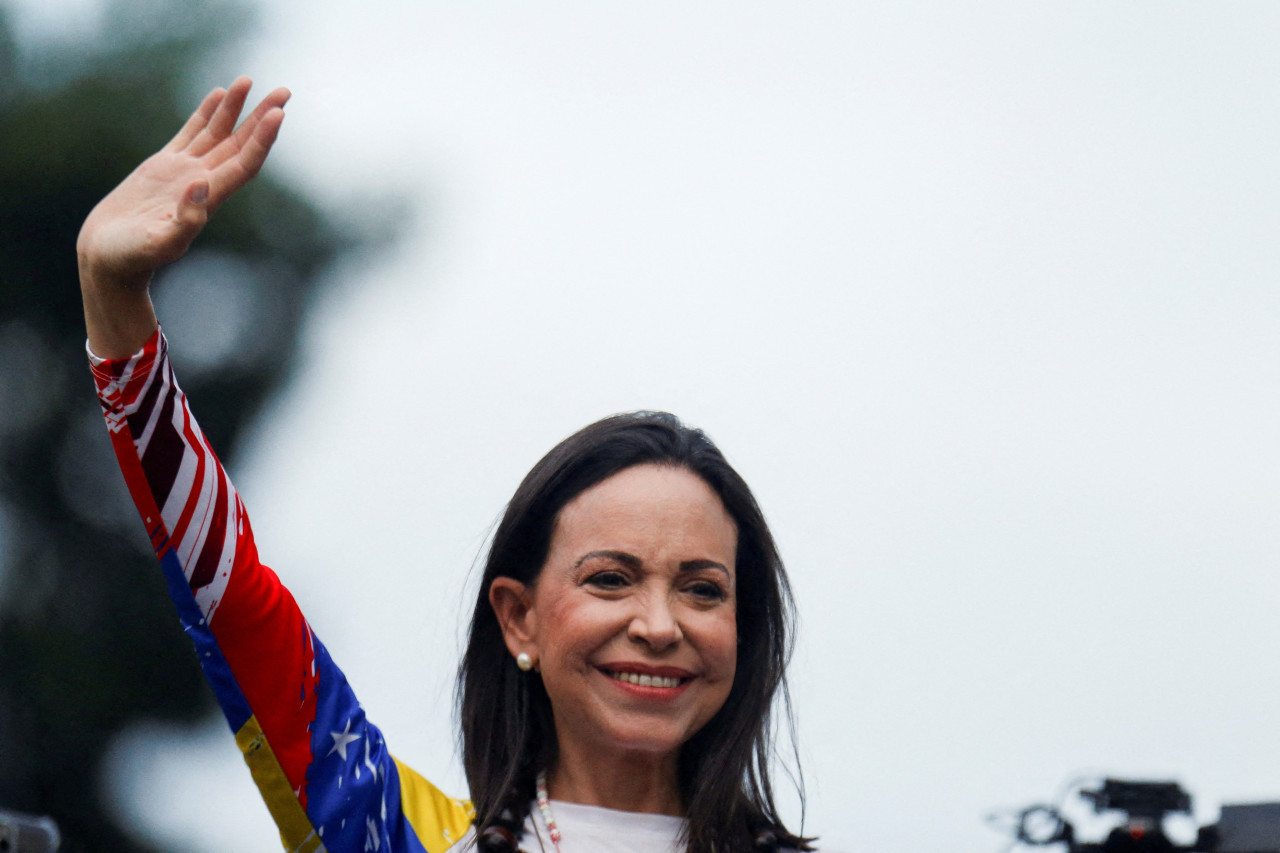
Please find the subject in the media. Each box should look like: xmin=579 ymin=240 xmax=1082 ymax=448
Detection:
xmin=489 ymin=576 xmax=538 ymax=661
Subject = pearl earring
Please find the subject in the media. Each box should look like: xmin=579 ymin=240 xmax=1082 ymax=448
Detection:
xmin=516 ymin=652 xmax=533 ymax=672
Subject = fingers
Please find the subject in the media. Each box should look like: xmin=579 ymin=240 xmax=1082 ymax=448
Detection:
xmin=189 ymin=76 xmax=254 ymax=156
xmin=160 ymin=77 xmax=290 ymax=214
xmin=239 ymin=105 xmax=286 ymax=175
xmin=205 ymin=106 xmax=286 ymax=212
xmin=208 ymin=76 xmax=253 ymax=138
xmin=177 ymin=79 xmax=291 ymax=171
xmin=174 ymin=180 xmax=211 ymax=234
xmin=167 ymin=86 xmax=227 ymax=152
xmin=225 ymin=86 xmax=291 ymax=157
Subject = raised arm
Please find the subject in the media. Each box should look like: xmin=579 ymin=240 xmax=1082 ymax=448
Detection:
xmin=82 ymin=81 xmax=476 ymax=852
xmin=77 ymin=76 xmax=289 ymax=357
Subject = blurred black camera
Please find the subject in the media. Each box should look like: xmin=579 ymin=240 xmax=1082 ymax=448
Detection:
xmin=997 ymin=778 xmax=1280 ymax=853
xmin=0 ymin=809 xmax=60 ymax=853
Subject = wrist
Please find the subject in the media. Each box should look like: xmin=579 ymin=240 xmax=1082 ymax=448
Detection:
xmin=79 ymin=259 xmax=159 ymax=360
xmin=77 ymin=245 xmax=153 ymax=295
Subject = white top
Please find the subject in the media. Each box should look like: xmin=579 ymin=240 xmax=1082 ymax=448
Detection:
xmin=529 ymin=799 xmax=686 ymax=853
xmin=453 ymin=799 xmax=829 ymax=852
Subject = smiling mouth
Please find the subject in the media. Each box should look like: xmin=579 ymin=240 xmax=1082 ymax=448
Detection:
xmin=605 ymin=670 xmax=688 ymax=689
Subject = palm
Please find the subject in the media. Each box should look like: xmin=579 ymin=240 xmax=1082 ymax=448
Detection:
xmin=78 ymin=77 xmax=290 ymax=282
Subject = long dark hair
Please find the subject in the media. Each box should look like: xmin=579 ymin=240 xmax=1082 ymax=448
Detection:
xmin=457 ymin=411 xmax=811 ymax=852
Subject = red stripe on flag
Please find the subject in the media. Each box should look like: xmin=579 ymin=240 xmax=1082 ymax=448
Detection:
xmin=210 ymin=514 xmax=320 ymax=810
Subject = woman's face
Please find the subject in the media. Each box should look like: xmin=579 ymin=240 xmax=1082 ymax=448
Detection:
xmin=498 ymin=463 xmax=739 ymax=765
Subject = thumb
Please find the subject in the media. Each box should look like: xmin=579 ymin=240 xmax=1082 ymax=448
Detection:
xmin=175 ymin=180 xmax=210 ymax=232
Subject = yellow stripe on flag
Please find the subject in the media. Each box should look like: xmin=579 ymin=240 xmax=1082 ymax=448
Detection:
xmin=236 ymin=716 xmax=326 ymax=853
xmin=392 ymin=756 xmax=475 ymax=853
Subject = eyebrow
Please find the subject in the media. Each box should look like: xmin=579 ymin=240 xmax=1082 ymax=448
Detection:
xmin=574 ymin=550 xmax=731 ymax=578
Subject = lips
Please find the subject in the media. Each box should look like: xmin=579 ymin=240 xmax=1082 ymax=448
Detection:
xmin=598 ymin=663 xmax=693 ymax=691
xmin=606 ymin=670 xmax=686 ymax=688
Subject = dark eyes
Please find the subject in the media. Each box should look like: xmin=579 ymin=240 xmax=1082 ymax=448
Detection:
xmin=583 ymin=571 xmax=727 ymax=603
xmin=585 ymin=570 xmax=628 ymax=591
xmin=686 ymin=580 xmax=728 ymax=602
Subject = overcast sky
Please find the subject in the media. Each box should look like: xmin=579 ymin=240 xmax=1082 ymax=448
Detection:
xmin=16 ymin=2 xmax=1280 ymax=851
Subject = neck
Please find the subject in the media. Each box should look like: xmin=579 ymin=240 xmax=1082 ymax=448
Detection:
xmin=548 ymin=744 xmax=683 ymax=816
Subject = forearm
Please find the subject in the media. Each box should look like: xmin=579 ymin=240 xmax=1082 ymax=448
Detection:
xmin=92 ymin=330 xmax=333 ymax=843
xmin=92 ymin=330 xmax=461 ymax=852
xmin=78 ymin=256 xmax=158 ymax=360
xmin=77 ymin=77 xmax=468 ymax=850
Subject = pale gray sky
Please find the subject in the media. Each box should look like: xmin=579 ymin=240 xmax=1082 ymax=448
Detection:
xmin=16 ymin=2 xmax=1280 ymax=851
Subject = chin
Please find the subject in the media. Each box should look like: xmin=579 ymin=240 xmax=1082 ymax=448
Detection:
xmin=596 ymin=717 xmax=701 ymax=758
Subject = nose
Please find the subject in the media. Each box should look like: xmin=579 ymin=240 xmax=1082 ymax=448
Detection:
xmin=627 ymin=592 xmax=683 ymax=651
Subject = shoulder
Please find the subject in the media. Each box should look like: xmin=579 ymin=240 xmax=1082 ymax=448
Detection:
xmin=393 ymin=759 xmax=475 ymax=851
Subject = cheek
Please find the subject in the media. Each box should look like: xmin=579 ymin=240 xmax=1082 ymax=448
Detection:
xmin=537 ymin=595 xmax=614 ymax=661
xmin=699 ymin=611 xmax=739 ymax=680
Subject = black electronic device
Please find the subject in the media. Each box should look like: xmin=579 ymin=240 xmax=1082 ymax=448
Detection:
xmin=991 ymin=777 xmax=1280 ymax=853
xmin=1217 ymin=803 xmax=1280 ymax=853
xmin=0 ymin=809 xmax=60 ymax=853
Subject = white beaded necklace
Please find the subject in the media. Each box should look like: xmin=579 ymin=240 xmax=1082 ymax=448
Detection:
xmin=529 ymin=775 xmax=782 ymax=853
xmin=535 ymin=770 xmax=564 ymax=853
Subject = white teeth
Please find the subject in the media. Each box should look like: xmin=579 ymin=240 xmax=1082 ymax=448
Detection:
xmin=608 ymin=670 xmax=683 ymax=688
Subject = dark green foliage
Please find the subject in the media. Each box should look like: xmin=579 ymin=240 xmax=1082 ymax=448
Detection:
xmin=0 ymin=3 xmax=362 ymax=849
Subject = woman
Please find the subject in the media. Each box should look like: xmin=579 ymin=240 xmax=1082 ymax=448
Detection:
xmin=79 ymin=77 xmax=817 ymax=853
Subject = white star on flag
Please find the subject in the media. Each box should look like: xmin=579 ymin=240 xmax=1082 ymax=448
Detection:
xmin=328 ymin=719 xmax=361 ymax=760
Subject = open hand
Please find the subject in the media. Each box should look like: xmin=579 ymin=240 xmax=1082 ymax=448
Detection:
xmin=77 ymin=76 xmax=290 ymax=289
